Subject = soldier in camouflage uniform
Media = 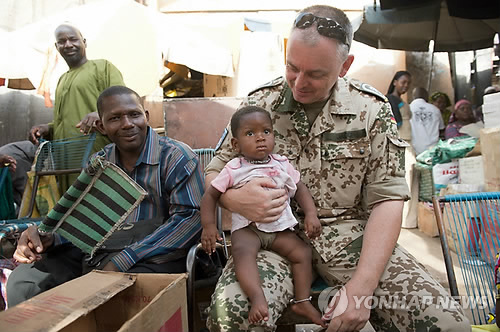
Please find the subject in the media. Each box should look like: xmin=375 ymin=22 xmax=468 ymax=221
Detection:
xmin=205 ymin=5 xmax=470 ymax=332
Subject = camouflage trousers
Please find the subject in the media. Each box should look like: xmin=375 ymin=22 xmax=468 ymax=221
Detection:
xmin=206 ymin=235 xmax=471 ymax=332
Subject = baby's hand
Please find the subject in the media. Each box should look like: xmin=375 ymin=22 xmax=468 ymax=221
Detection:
xmin=304 ymin=215 xmax=322 ymax=239
xmin=201 ymin=225 xmax=222 ymax=254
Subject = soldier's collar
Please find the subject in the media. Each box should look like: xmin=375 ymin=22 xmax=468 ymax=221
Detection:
xmin=273 ymin=82 xmax=297 ymax=113
xmin=274 ymin=79 xmax=356 ymax=116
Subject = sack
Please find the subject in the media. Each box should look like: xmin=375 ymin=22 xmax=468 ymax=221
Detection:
xmin=416 ymin=136 xmax=478 ymax=166
xmin=0 ymin=168 xmax=16 ymax=220
xmin=432 ymin=137 xmax=478 ymax=165
xmin=415 ymin=163 xmax=434 ymax=202
xmin=17 ymin=171 xmax=60 ymax=218
xmin=432 ymin=161 xmax=459 ymax=193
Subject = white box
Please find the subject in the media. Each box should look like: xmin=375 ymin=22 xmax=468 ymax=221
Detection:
xmin=482 ymin=92 xmax=500 ymax=128
xmin=480 ymin=128 xmax=500 ymax=191
xmin=459 ymin=156 xmax=485 ymax=186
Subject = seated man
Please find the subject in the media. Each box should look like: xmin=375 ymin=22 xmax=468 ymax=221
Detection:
xmin=7 ymin=85 xmax=203 ymax=307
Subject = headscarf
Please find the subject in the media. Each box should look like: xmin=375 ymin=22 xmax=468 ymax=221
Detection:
xmin=429 ymin=91 xmax=451 ymax=107
xmin=454 ymin=99 xmax=471 ymax=111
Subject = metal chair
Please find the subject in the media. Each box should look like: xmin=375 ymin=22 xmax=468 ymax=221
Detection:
xmin=187 ymin=148 xmax=229 ymax=332
xmin=21 ymin=133 xmax=96 ymax=218
xmin=433 ymin=192 xmax=500 ymax=325
xmin=0 ymin=134 xmax=96 ymax=258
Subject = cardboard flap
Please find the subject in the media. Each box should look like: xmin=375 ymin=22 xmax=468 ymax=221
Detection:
xmin=0 ymin=271 xmax=136 ymax=332
xmin=117 ymin=274 xmax=187 ymax=332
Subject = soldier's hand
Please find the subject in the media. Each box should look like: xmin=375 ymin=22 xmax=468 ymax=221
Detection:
xmin=13 ymin=226 xmax=53 ymax=264
xmin=324 ymin=280 xmax=372 ymax=332
xmin=220 ymin=178 xmax=287 ymax=223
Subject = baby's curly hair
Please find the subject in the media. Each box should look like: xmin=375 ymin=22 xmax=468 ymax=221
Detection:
xmin=230 ymin=106 xmax=272 ymax=137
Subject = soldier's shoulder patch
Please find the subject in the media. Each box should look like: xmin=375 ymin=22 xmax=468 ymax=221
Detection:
xmin=350 ymin=79 xmax=388 ymax=102
xmin=248 ymin=76 xmax=284 ymax=96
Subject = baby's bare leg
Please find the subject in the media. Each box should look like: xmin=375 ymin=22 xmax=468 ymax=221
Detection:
xmin=231 ymin=228 xmax=269 ymax=324
xmin=271 ymin=230 xmax=325 ymax=327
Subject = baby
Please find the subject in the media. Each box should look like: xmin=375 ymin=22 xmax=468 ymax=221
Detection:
xmin=201 ymin=106 xmax=325 ymax=327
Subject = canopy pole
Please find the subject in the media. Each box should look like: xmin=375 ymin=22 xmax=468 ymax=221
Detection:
xmin=427 ymin=51 xmax=435 ymax=92
xmin=427 ymin=1 xmax=442 ymax=92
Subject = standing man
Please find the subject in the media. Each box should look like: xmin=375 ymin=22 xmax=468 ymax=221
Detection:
xmin=0 ymin=23 xmax=124 ymax=199
xmin=205 ymin=5 xmax=470 ymax=332
xmin=410 ymin=87 xmax=445 ymax=155
xmin=7 ymin=86 xmax=203 ymax=307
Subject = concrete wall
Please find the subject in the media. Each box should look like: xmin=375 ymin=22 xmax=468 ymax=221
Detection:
xmin=0 ymin=88 xmax=53 ymax=146
xmin=406 ymin=51 xmax=454 ymax=104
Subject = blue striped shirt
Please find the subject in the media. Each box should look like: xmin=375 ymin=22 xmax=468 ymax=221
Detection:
xmin=98 ymin=127 xmax=203 ymax=271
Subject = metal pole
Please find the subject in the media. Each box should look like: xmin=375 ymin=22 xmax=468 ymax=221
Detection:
xmin=427 ymin=51 xmax=435 ymax=92
xmin=432 ymin=195 xmax=460 ymax=298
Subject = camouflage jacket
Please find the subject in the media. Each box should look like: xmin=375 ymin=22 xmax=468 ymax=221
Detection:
xmin=207 ymin=76 xmax=410 ymax=262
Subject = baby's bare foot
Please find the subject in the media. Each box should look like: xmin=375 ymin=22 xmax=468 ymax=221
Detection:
xmin=248 ymin=296 xmax=269 ymax=324
xmin=291 ymin=300 xmax=326 ymax=327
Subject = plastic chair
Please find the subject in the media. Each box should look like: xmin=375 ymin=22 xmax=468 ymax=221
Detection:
xmin=187 ymin=148 xmax=229 ymax=332
xmin=433 ymin=192 xmax=500 ymax=325
xmin=22 ymin=133 xmax=96 ymax=218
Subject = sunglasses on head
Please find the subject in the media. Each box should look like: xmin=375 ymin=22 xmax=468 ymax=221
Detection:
xmin=294 ymin=12 xmax=349 ymax=48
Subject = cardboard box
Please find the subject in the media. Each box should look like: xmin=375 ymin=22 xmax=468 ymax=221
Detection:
xmin=418 ymin=202 xmax=439 ymax=237
xmin=442 ymin=203 xmax=470 ymax=254
xmin=0 ymin=271 xmax=188 ymax=332
xmin=480 ymin=128 xmax=500 ymax=191
xmin=439 ymin=184 xmax=484 ymax=254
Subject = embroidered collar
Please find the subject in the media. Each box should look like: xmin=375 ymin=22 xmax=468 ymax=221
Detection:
xmin=245 ymin=156 xmax=271 ymax=164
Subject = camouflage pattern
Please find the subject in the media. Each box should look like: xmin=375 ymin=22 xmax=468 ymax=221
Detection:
xmin=205 ymin=77 xmax=469 ymax=331
xmin=207 ymin=76 xmax=410 ymax=263
xmin=207 ymin=250 xmax=294 ymax=331
xmin=314 ymin=236 xmax=471 ymax=332
xmin=207 ymin=236 xmax=471 ymax=331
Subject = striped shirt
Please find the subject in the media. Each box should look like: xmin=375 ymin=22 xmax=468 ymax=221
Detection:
xmin=98 ymin=127 xmax=203 ymax=271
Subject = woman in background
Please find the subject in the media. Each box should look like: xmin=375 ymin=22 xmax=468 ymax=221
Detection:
xmin=387 ymin=71 xmax=416 ymax=228
xmin=445 ymin=99 xmax=476 ymax=139
xmin=429 ymin=91 xmax=452 ymax=126
xmin=387 ymin=71 xmax=412 ymax=124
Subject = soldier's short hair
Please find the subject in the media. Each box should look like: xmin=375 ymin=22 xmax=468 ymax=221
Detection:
xmin=294 ymin=5 xmax=353 ymax=56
